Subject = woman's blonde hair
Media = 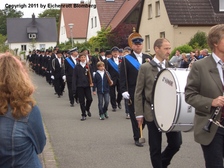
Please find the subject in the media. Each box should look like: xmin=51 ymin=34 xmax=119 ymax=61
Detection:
xmin=0 ymin=53 xmax=36 ymax=119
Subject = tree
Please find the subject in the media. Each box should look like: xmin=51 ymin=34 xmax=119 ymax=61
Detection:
xmin=88 ymin=27 xmax=111 ymax=52
xmin=0 ymin=8 xmax=23 ymax=36
xmin=188 ymin=31 xmax=208 ymax=50
xmin=0 ymin=34 xmax=8 ymax=52
xmin=38 ymin=9 xmax=60 ymax=29
xmin=108 ymin=23 xmax=136 ymax=48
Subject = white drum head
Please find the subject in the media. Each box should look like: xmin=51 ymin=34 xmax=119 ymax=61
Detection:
xmin=153 ymin=69 xmax=178 ymax=132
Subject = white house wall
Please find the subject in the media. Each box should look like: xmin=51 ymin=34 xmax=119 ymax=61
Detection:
xmin=173 ymin=26 xmax=210 ymax=48
xmin=9 ymin=42 xmax=57 ymax=59
xmin=74 ymin=38 xmax=87 ymax=44
xmin=59 ymin=12 xmax=68 ymax=44
xmin=139 ymin=0 xmax=212 ymax=55
xmin=139 ymin=0 xmax=173 ymax=54
xmin=86 ymin=0 xmax=101 ymax=41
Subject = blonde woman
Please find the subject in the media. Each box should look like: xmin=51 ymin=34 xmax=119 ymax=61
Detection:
xmin=0 ymin=53 xmax=46 ymax=167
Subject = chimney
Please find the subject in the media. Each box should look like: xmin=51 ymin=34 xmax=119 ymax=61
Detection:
xmin=32 ymin=13 xmax=35 ymax=26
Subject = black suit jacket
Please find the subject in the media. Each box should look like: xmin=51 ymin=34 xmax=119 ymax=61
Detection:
xmin=72 ymin=63 xmax=93 ymax=92
xmin=64 ymin=57 xmax=76 ymax=83
xmin=120 ymin=52 xmax=152 ymax=99
xmin=106 ymin=57 xmax=120 ymax=85
xmin=52 ymin=58 xmax=65 ymax=79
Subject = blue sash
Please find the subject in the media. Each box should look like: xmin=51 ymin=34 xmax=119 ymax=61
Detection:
xmin=108 ymin=59 xmax=119 ymax=73
xmin=66 ymin=57 xmax=75 ymax=69
xmin=125 ymin=55 xmax=140 ymax=70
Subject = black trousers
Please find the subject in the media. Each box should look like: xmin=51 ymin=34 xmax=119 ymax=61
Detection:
xmin=201 ymin=125 xmax=224 ymax=168
xmin=109 ymin=83 xmax=122 ymax=109
xmin=146 ymin=121 xmax=182 ymax=168
xmin=54 ymin=77 xmax=64 ymax=96
xmin=45 ymin=72 xmax=52 ymax=84
xmin=77 ymin=87 xmax=93 ymax=117
xmin=67 ymin=81 xmax=74 ymax=104
xmin=128 ymin=97 xmax=145 ymax=141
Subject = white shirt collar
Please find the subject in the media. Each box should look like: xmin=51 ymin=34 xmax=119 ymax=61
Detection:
xmin=133 ymin=51 xmax=142 ymax=57
xmin=80 ymin=61 xmax=86 ymax=68
xmin=97 ymin=70 xmax=104 ymax=78
xmin=153 ymin=56 xmax=166 ymax=65
xmin=212 ymin=52 xmax=222 ymax=64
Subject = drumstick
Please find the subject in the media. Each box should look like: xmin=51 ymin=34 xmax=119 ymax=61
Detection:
xmin=139 ymin=124 xmax=145 ymax=143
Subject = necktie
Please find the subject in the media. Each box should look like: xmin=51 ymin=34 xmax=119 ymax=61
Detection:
xmin=218 ymin=61 xmax=224 ymax=119
xmin=158 ymin=62 xmax=164 ymax=71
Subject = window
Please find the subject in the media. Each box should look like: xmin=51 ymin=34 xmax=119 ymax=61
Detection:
xmin=148 ymin=4 xmax=152 ymax=19
xmin=21 ymin=45 xmax=26 ymax=51
xmin=95 ymin=16 xmax=97 ymax=27
xmin=155 ymin=1 xmax=160 ymax=17
xmin=39 ymin=44 xmax=45 ymax=50
xmin=160 ymin=32 xmax=165 ymax=38
xmin=145 ymin=35 xmax=150 ymax=52
xmin=28 ymin=33 xmax=36 ymax=39
xmin=91 ymin=18 xmax=93 ymax=28
xmin=220 ymin=0 xmax=224 ymax=11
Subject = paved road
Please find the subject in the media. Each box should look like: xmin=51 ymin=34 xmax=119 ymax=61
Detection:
xmin=32 ymin=73 xmax=205 ymax=168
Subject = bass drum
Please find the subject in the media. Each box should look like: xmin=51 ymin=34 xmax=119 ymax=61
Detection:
xmin=151 ymin=68 xmax=194 ymax=132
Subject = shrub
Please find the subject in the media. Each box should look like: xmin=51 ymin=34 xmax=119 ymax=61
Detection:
xmin=188 ymin=31 xmax=208 ymax=49
xmin=170 ymin=44 xmax=193 ymax=59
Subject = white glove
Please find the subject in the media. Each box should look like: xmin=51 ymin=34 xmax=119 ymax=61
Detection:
xmin=122 ymin=91 xmax=130 ymax=99
xmin=51 ymin=75 xmax=54 ymax=80
xmin=62 ymin=75 xmax=66 ymax=82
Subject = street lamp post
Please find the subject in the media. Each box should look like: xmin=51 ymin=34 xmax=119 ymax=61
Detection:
xmin=68 ymin=23 xmax=74 ymax=47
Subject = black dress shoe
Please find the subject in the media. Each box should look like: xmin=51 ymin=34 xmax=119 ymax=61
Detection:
xmin=135 ymin=141 xmax=143 ymax=147
xmin=70 ymin=104 xmax=74 ymax=107
xmin=87 ymin=111 xmax=91 ymax=117
xmin=80 ymin=116 xmax=86 ymax=121
xmin=118 ymin=103 xmax=122 ymax=109
xmin=112 ymin=108 xmax=116 ymax=112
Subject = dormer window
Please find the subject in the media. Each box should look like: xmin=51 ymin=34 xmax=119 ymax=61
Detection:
xmin=220 ymin=0 xmax=224 ymax=11
xmin=27 ymin=26 xmax=38 ymax=39
xmin=28 ymin=33 xmax=36 ymax=39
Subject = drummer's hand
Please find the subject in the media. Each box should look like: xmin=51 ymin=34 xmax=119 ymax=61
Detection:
xmin=136 ymin=116 xmax=143 ymax=128
xmin=212 ymin=96 xmax=224 ymax=107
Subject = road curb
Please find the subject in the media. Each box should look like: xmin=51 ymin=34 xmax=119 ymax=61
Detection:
xmin=40 ymin=123 xmax=58 ymax=168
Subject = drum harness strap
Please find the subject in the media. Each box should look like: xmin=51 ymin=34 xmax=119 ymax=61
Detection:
xmin=149 ymin=59 xmax=175 ymax=70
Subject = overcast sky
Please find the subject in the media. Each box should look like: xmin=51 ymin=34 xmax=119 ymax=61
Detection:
xmin=0 ymin=0 xmax=82 ymax=18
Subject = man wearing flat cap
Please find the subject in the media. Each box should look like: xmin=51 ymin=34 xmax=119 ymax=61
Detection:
xmin=64 ymin=47 xmax=79 ymax=106
xmin=106 ymin=46 xmax=122 ymax=111
xmin=120 ymin=36 xmax=152 ymax=147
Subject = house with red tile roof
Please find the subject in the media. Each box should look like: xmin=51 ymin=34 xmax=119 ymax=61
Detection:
xmin=58 ymin=2 xmax=90 ymax=44
xmin=58 ymin=0 xmax=142 ymax=47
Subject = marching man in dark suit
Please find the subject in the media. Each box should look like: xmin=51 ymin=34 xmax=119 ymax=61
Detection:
xmin=135 ymin=38 xmax=182 ymax=167
xmin=72 ymin=53 xmax=93 ymax=121
xmin=185 ymin=24 xmax=224 ymax=168
xmin=106 ymin=46 xmax=122 ymax=111
xmin=51 ymin=50 xmax=66 ymax=98
xmin=120 ymin=36 xmax=152 ymax=147
xmin=64 ymin=47 xmax=79 ymax=107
